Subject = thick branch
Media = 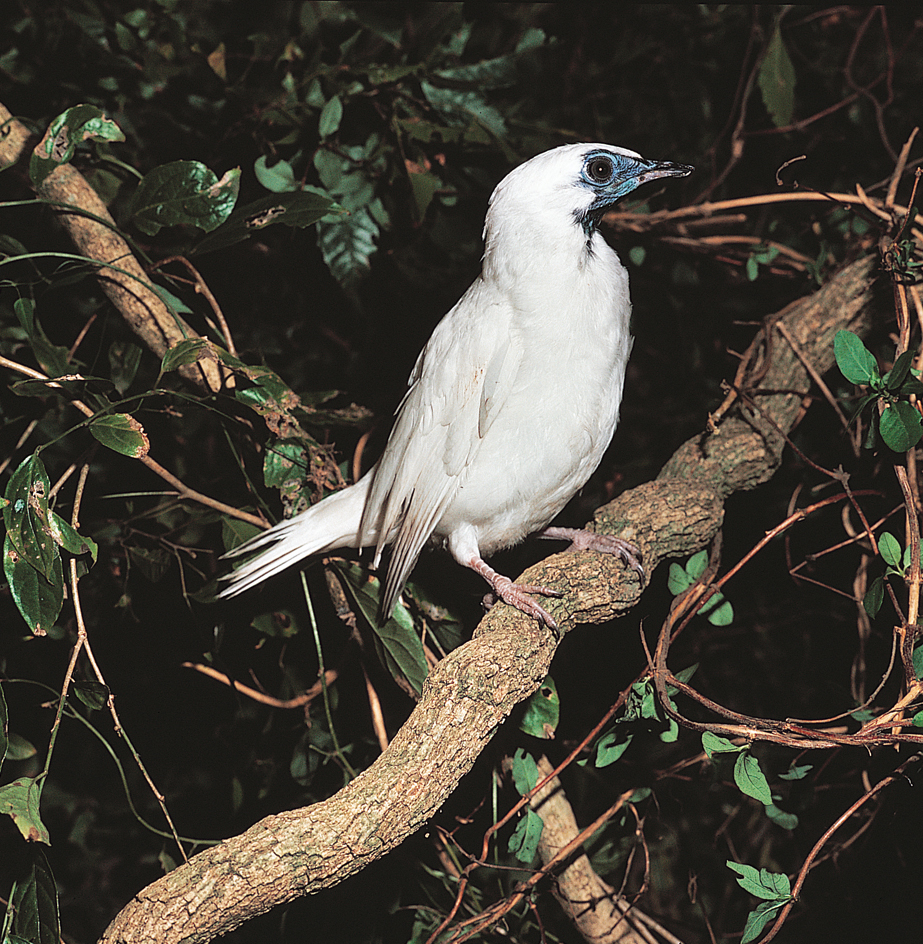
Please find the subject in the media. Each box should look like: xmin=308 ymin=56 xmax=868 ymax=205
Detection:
xmin=100 ymin=257 xmax=875 ymax=942
xmin=0 ymin=101 xmax=224 ymax=392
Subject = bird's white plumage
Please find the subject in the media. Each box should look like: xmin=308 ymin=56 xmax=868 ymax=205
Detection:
xmin=221 ymin=143 xmax=692 ymax=624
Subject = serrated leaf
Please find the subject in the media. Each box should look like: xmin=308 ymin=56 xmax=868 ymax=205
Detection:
xmin=129 ymin=161 xmax=240 ymax=236
xmin=4 ymin=533 xmax=64 ymax=635
xmin=318 ymin=95 xmax=344 ymax=138
xmin=734 ymin=752 xmax=772 ymax=804
xmin=508 ymin=807 xmax=543 ymax=864
xmin=758 ymin=26 xmax=796 ymax=128
xmin=519 ymin=676 xmax=559 ymax=739
xmin=595 ymin=730 xmax=633 ymax=768
xmin=316 ymin=207 xmax=379 ymax=287
xmin=88 ymin=413 xmax=149 ymax=457
xmin=9 ymin=848 xmax=61 ymax=944
xmin=834 ymin=330 xmax=878 ymax=385
xmin=30 ymin=104 xmax=124 ymax=186
xmin=161 ymin=338 xmax=210 ymax=373
xmin=879 ymin=400 xmax=923 ymax=452
xmin=0 ymin=777 xmax=50 ymax=843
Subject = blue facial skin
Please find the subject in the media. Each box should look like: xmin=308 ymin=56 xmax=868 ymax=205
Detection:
xmin=576 ymin=149 xmax=693 ymax=234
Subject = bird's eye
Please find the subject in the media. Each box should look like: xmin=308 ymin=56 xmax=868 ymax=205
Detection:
xmin=586 ymin=156 xmax=614 ymax=183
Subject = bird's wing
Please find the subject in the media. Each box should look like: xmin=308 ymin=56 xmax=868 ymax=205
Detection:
xmin=361 ymin=277 xmax=519 ymax=614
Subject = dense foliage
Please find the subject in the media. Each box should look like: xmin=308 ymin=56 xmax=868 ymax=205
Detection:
xmin=2 ymin=4 xmax=923 ymax=943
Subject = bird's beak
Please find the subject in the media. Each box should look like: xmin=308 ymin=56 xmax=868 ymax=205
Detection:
xmin=634 ymin=161 xmax=694 ymax=185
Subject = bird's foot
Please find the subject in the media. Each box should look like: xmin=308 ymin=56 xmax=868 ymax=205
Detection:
xmin=482 ymin=576 xmax=562 ymax=629
xmin=467 ymin=557 xmax=561 ymax=632
xmin=537 ymin=526 xmax=644 ymax=578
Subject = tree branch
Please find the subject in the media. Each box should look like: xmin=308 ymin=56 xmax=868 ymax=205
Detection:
xmin=98 ymin=254 xmax=876 ymax=942
xmin=0 ymin=101 xmax=226 ymax=392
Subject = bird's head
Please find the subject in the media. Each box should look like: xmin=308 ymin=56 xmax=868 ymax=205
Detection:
xmin=485 ymin=143 xmax=693 ymax=248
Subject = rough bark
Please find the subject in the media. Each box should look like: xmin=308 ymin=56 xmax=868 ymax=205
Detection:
xmin=99 ymin=255 xmax=876 ymax=942
xmin=0 ymin=102 xmax=225 ymax=392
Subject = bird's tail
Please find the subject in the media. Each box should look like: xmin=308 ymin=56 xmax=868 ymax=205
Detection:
xmin=218 ymin=475 xmax=374 ymax=598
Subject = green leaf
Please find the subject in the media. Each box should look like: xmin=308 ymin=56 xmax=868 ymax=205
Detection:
xmin=30 ymin=104 xmax=124 ymax=186
xmin=194 ymin=190 xmax=343 ymax=255
xmin=3 ymin=453 xmax=56 ymax=580
xmin=519 ymin=676 xmax=559 ymax=739
xmin=6 ymin=733 xmax=37 ymax=762
xmin=594 ymin=731 xmax=633 ymax=768
xmin=834 ymin=330 xmax=878 ymax=385
xmin=879 ymin=400 xmax=923 ymax=452
xmin=702 ymin=594 xmax=734 ymax=626
xmin=317 ymin=207 xmax=379 ymax=287
xmin=742 ymin=900 xmax=785 ymax=944
xmin=72 ymin=680 xmax=109 ymax=711
xmin=318 ymin=95 xmax=344 ymax=138
xmin=161 ymin=338 xmax=211 ymax=373
xmin=507 ymin=807 xmax=543 ymax=864
xmin=734 ymin=752 xmax=772 ymax=805
xmin=332 ymin=561 xmax=428 ymax=694
xmin=4 ymin=533 xmax=64 ymax=634
xmin=0 ymin=683 xmax=7 ymax=771
xmin=702 ymin=731 xmax=740 ymax=759
xmin=14 ymin=296 xmax=35 ymax=336
xmin=0 ymin=777 xmax=50 ymax=843
xmin=47 ymin=511 xmax=97 ymax=561
xmin=88 ymin=413 xmax=149 ymax=458
xmin=727 ymin=860 xmax=791 ymax=900
xmin=878 ymin=532 xmax=902 ymax=568
xmin=420 ymin=81 xmax=507 ymax=138
xmin=779 ymin=763 xmax=813 ymax=781
xmin=107 ymin=340 xmax=142 ymax=394
xmin=254 ymin=155 xmax=299 ymax=193
xmin=883 ymin=349 xmax=915 ymax=391
xmin=667 ymin=562 xmax=691 ymax=595
xmin=510 ymin=747 xmax=540 ymax=796
xmin=628 ymin=245 xmax=646 ymax=267
xmin=408 ymin=170 xmax=440 ymax=224
xmin=764 ymin=802 xmax=798 ymax=830
xmin=8 ymin=848 xmax=61 ymax=944
xmin=758 ymin=25 xmax=796 ymax=128
xmin=863 ymin=575 xmax=885 ymax=617
xmin=263 ymin=439 xmax=308 ymax=489
xmin=686 ymin=550 xmax=708 ymax=580
xmin=912 ymin=644 xmax=923 ymax=681
xmin=128 ymin=546 xmax=171 ymax=583
xmin=129 ymin=161 xmax=241 ymax=236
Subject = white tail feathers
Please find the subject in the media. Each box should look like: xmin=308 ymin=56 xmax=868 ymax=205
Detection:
xmin=219 ymin=476 xmax=374 ymax=598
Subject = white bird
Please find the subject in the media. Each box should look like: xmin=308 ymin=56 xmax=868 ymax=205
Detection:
xmin=221 ymin=143 xmax=692 ymax=629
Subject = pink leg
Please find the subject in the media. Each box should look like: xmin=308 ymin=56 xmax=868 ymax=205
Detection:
xmin=537 ymin=526 xmax=644 ymax=577
xmin=465 ymin=555 xmax=562 ymax=631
